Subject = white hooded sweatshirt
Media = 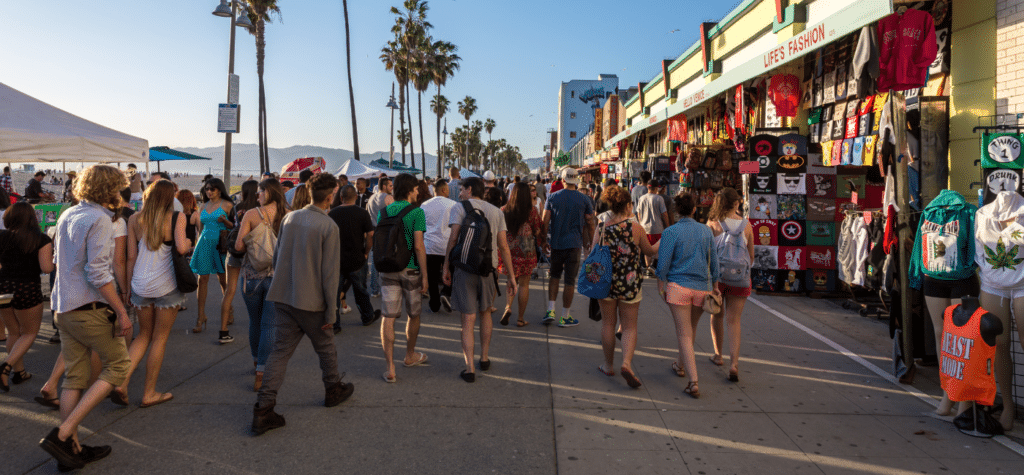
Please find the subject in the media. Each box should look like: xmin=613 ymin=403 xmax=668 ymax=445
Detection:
xmin=975 ymin=191 xmax=1024 ymax=290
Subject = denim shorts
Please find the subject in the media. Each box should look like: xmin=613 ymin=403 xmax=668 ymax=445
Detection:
xmin=131 ymin=288 xmax=186 ymax=309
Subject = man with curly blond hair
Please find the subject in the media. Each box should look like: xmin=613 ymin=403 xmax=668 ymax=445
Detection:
xmin=39 ymin=165 xmax=132 ymax=470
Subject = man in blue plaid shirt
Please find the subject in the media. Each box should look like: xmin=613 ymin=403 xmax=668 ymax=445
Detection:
xmin=0 ymin=166 xmax=13 ymax=195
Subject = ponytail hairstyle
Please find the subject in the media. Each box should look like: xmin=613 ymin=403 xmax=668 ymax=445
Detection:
xmin=707 ymin=187 xmax=741 ymax=222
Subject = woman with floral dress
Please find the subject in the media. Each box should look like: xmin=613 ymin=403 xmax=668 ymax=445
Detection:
xmin=594 ymin=186 xmax=658 ymax=389
xmin=498 ymin=183 xmax=545 ymax=327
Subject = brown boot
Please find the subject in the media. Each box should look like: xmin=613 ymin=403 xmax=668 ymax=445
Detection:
xmin=251 ymin=403 xmax=285 ymax=435
xmin=324 ymin=381 xmax=354 ymax=408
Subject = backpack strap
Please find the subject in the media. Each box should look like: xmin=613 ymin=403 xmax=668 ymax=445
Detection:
xmin=461 ymin=200 xmax=475 ymax=216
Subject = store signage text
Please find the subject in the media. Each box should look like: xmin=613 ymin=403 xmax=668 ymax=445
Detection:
xmin=682 ymin=89 xmax=707 ymax=109
xmin=763 ymin=24 xmax=826 ymax=68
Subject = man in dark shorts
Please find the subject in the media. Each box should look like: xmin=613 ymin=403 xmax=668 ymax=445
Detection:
xmin=542 ymin=168 xmax=595 ymax=327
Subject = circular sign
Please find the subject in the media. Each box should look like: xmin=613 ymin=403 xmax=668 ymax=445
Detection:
xmin=757 ymin=155 xmax=772 ymax=168
xmin=986 ymin=169 xmax=1021 ymax=195
xmin=781 ymin=220 xmax=803 ymax=241
xmin=755 ymin=140 xmax=773 ymax=156
xmin=987 ymin=135 xmax=1022 ymax=164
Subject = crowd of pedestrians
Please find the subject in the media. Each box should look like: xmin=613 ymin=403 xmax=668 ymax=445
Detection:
xmin=0 ymin=163 xmax=755 ymax=470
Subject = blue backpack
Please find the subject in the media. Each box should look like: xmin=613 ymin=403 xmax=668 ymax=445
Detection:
xmin=577 ymin=224 xmax=612 ymax=299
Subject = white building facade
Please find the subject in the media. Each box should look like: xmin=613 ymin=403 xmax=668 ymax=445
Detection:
xmin=556 ymin=74 xmax=619 ymax=154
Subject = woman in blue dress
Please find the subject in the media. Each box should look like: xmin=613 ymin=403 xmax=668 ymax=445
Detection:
xmin=189 ymin=178 xmax=235 ymax=344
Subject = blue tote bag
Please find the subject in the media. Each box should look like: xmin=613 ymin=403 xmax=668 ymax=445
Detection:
xmin=577 ymin=224 xmax=612 ymax=299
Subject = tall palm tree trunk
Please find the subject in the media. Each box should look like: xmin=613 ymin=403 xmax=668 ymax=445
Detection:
xmin=435 ymin=85 xmax=441 ymax=177
xmin=417 ymin=90 xmax=426 ymax=178
xmin=343 ymin=0 xmax=360 ymax=161
xmin=406 ymin=81 xmax=416 ymax=171
xmin=256 ymin=20 xmax=267 ymax=174
xmin=399 ymin=81 xmax=406 ymax=164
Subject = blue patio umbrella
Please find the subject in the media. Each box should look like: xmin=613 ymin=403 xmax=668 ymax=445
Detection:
xmin=148 ymin=146 xmax=212 ymax=171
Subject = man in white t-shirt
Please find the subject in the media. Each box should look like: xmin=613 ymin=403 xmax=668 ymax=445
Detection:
xmin=420 ymin=179 xmax=458 ymax=313
xmin=635 ymin=178 xmax=671 ymax=273
xmin=443 ymin=177 xmax=516 ymax=383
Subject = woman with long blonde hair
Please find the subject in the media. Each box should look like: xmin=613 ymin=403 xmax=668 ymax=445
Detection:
xmin=113 ymin=180 xmax=190 ymax=407
xmin=291 ymin=183 xmax=312 ymax=210
xmin=706 ymin=187 xmax=753 ymax=382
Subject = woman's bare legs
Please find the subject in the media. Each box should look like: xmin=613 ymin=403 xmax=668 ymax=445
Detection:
xmin=618 ymin=301 xmax=640 ymax=373
xmin=711 ymin=295 xmax=746 ymax=374
xmin=1 ymin=304 xmax=43 ymax=376
xmin=669 ymin=303 xmax=700 ymax=388
xmin=117 ymin=305 xmax=155 ymax=400
xmin=221 ymin=265 xmax=240 ymax=330
xmin=515 ymin=275 xmax=530 ymax=324
xmin=599 ymin=299 xmax=619 ymax=372
xmin=140 ymin=306 xmax=179 ymax=405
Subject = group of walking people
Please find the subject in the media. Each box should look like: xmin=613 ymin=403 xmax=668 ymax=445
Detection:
xmin=0 ymin=162 xmax=754 ymax=470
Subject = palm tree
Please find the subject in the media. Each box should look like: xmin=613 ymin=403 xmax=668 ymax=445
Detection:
xmin=457 ymin=96 xmax=477 ymax=169
xmin=397 ymin=128 xmax=411 ymax=150
xmin=430 ymin=93 xmax=449 ymax=172
xmin=380 ymin=40 xmax=408 ymax=164
xmin=412 ymin=36 xmax=433 ymax=178
xmin=484 ymin=118 xmax=495 ymax=169
xmin=427 ymin=40 xmax=460 ymax=175
xmin=391 ymin=0 xmax=431 ymax=170
xmin=245 ymin=0 xmax=281 ymax=174
xmin=342 ymin=0 xmax=359 ymax=160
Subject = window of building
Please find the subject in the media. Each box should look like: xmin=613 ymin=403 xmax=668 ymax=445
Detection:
xmin=570 ymin=112 xmax=576 ymax=119
xmin=571 ymin=91 xmax=575 ymax=98
xmin=570 ymin=131 xmax=577 ymax=138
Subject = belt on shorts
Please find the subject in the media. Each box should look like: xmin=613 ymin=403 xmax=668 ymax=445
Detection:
xmin=71 ymin=301 xmax=111 ymax=312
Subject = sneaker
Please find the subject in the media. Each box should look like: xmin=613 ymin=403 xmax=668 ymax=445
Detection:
xmin=58 ymin=444 xmax=111 ymax=472
xmin=543 ymin=310 xmax=556 ymax=325
xmin=440 ymin=295 xmax=452 ymax=312
xmin=218 ymin=332 xmax=234 ymax=344
xmin=39 ymin=427 xmax=83 ymax=470
xmin=340 ymin=305 xmax=353 ymax=315
xmin=557 ymin=316 xmax=579 ymax=327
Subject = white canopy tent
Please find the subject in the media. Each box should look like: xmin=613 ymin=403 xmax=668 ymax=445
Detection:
xmin=335 ymin=158 xmax=400 ymax=179
xmin=0 ymin=82 xmax=149 ymax=163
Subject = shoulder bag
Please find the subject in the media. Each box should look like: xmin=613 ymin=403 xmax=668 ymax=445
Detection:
xmin=576 ymin=223 xmax=612 ymax=300
xmin=171 ymin=211 xmax=199 ymax=293
xmin=243 ymin=207 xmax=277 ymax=273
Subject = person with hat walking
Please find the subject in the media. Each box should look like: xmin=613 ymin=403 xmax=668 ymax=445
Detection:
xmin=541 ymin=168 xmax=595 ymax=327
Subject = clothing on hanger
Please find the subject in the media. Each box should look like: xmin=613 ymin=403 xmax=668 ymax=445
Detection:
xmin=877 ymin=9 xmax=938 ymax=92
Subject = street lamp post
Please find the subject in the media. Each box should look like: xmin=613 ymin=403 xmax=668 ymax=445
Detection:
xmin=213 ymin=0 xmax=252 ymax=189
xmin=386 ymin=83 xmax=399 ymax=170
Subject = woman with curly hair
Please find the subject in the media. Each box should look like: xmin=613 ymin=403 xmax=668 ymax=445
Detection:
xmin=0 ymin=203 xmax=55 ymax=392
xmin=113 ymin=180 xmax=190 ymax=407
xmin=592 ymin=186 xmax=658 ymax=388
xmin=189 ymin=178 xmax=234 ymax=343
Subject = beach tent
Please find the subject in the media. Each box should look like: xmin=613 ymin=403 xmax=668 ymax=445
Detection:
xmin=336 ymin=158 xmax=399 ymax=179
xmin=459 ymin=168 xmax=480 ymax=178
xmin=149 ymin=146 xmax=211 ymax=172
xmin=0 ymin=82 xmax=149 ymax=163
xmin=370 ymin=158 xmax=422 ymax=174
xmin=280 ymin=156 xmax=326 ymax=184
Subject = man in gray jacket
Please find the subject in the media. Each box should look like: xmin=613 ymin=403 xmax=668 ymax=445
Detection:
xmin=253 ymin=172 xmax=354 ymax=435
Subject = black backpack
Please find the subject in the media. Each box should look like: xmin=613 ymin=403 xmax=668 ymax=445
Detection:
xmin=449 ymin=201 xmax=493 ymax=275
xmin=372 ymin=204 xmax=416 ymax=273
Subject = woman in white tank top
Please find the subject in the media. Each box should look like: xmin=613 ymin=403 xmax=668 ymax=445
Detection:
xmin=705 ymin=188 xmax=755 ymax=383
xmin=113 ymin=180 xmax=191 ymax=407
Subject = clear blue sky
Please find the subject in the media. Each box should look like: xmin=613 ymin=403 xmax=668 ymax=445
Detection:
xmin=0 ymin=0 xmax=737 ymax=169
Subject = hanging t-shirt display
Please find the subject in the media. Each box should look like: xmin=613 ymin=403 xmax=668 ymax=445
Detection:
xmin=777 ymin=195 xmax=807 ymax=220
xmin=807 ymin=174 xmax=838 ymax=198
xmin=777 ymin=173 xmax=807 ymax=194
xmin=768 ymin=74 xmax=801 ymax=118
xmin=756 ymin=154 xmax=777 ymax=174
xmin=750 ymin=173 xmax=777 ymax=194
xmin=807 ymin=198 xmax=837 ymax=222
xmin=807 ymin=221 xmax=836 ymax=246
xmin=982 ymin=168 xmax=1023 ymax=205
xmin=750 ymin=194 xmax=777 ymax=219
xmin=779 ymin=247 xmax=805 ymax=270
xmin=838 ymin=174 xmax=866 ymax=199
xmin=805 ymin=269 xmax=838 ymax=293
xmin=840 ymin=139 xmax=855 ymax=165
xmin=806 ymin=246 xmax=836 ymax=269
xmin=779 ymin=220 xmax=807 ymax=246
xmin=753 ymin=245 xmax=778 ymax=269
xmin=750 ymin=219 xmax=778 ymax=246
xmin=980 ymin=133 xmax=1024 ymax=169
xmin=851 ymin=137 xmax=866 ymax=166
xmin=753 ymin=269 xmax=780 ymax=292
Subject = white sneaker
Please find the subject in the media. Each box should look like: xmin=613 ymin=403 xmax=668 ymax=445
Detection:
xmin=340 ymin=305 xmax=353 ymax=314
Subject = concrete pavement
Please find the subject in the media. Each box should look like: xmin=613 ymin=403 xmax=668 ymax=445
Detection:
xmin=2 ymin=276 xmax=1024 ymax=474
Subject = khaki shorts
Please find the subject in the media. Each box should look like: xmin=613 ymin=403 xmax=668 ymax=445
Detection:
xmin=55 ymin=307 xmax=130 ymax=390
xmin=381 ymin=269 xmax=423 ymax=318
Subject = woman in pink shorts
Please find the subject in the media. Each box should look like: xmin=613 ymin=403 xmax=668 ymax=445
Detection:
xmin=706 ymin=188 xmax=754 ymax=383
xmin=657 ymin=193 xmax=720 ymax=399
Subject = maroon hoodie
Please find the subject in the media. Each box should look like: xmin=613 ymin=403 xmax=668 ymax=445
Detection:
xmin=877 ymin=9 xmax=937 ymax=92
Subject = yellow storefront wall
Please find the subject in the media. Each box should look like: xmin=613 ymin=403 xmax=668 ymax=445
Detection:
xmin=949 ymin=0 xmax=996 ymax=197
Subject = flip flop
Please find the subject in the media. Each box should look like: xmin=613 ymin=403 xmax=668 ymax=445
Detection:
xmin=382 ymin=371 xmax=396 ymax=383
xmin=621 ymin=367 xmax=642 ymax=388
xmin=139 ymin=393 xmax=173 ymax=408
xmin=403 ymin=352 xmax=428 ymax=367
xmin=34 ymin=396 xmax=60 ymax=409
xmin=109 ymin=389 xmax=129 ymax=407
xmin=597 ymin=364 xmax=615 ymax=376
xmin=516 ymin=320 xmax=529 ymax=327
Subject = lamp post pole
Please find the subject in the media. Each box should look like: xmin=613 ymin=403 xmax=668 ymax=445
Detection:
xmin=223 ymin=1 xmax=238 ymax=189
xmin=388 ymin=83 xmax=398 ymax=170
xmin=442 ymin=119 xmax=448 ymax=173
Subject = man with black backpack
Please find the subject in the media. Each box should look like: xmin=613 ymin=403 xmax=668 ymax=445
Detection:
xmin=373 ymin=174 xmax=429 ymax=384
xmin=443 ymin=177 xmax=517 ymax=383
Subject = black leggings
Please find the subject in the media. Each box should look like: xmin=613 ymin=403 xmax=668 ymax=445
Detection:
xmin=426 ymin=254 xmax=452 ymax=313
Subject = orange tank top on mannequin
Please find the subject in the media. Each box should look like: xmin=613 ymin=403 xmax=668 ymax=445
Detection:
xmin=939 ymin=304 xmax=997 ymax=405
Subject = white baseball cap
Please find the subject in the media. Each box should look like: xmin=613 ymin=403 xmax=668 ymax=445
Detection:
xmin=560 ymin=167 xmax=579 ymax=185
xmin=482 ymin=171 xmax=496 ymax=181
